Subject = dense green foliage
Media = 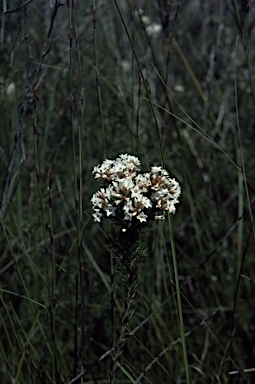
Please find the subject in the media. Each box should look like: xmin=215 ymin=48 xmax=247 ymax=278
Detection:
xmin=1 ymin=1 xmax=255 ymax=383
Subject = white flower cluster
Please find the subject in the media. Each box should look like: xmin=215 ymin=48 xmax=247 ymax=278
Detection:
xmin=91 ymin=154 xmax=181 ymax=224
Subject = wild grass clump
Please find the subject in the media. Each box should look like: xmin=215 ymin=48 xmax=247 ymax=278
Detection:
xmin=0 ymin=1 xmax=255 ymax=383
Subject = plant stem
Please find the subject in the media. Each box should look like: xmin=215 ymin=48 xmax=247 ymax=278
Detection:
xmin=168 ymin=213 xmax=190 ymax=383
xmin=109 ymin=283 xmax=133 ymax=384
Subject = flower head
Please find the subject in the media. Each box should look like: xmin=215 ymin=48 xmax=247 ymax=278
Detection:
xmin=92 ymin=154 xmax=141 ymax=183
xmin=91 ymin=155 xmax=181 ymax=225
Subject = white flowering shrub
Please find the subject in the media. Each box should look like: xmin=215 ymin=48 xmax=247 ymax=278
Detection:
xmin=91 ymin=154 xmax=181 ymax=226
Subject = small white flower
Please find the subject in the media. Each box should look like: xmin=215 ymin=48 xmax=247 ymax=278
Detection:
xmin=137 ymin=212 xmax=148 ymax=223
xmin=112 ymin=160 xmax=126 ymax=174
xmin=92 ymin=209 xmax=102 ymax=222
xmin=91 ymin=189 xmax=108 ymax=209
xmin=105 ymin=185 xmax=114 ymax=200
xmin=102 ymin=159 xmax=114 ymax=168
xmin=130 ymin=186 xmax=143 ymax=199
xmin=123 ymin=199 xmax=133 ymax=215
xmin=118 ymin=154 xmax=140 ymax=166
xmin=146 ymin=23 xmax=162 ymax=37
xmin=135 ymin=173 xmax=151 ymax=191
xmin=151 ymin=189 xmax=167 ymax=202
xmin=141 ymin=15 xmax=151 ymax=26
xmin=151 ymin=166 xmax=169 ymax=177
xmin=166 ymin=200 xmax=177 ymax=214
xmin=123 ymin=196 xmax=151 ymax=221
xmin=111 ymin=178 xmax=133 ymax=204
xmin=151 ymin=166 xmax=162 ymax=173
xmin=167 ymin=178 xmax=181 ymax=198
xmin=174 ymin=84 xmax=185 ymax=93
xmin=104 ymin=205 xmax=117 ymax=217
xmin=121 ymin=177 xmax=135 ymax=190
xmin=138 ymin=195 xmax=152 ymax=209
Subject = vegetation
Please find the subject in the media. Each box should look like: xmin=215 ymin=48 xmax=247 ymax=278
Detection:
xmin=0 ymin=1 xmax=255 ymax=383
